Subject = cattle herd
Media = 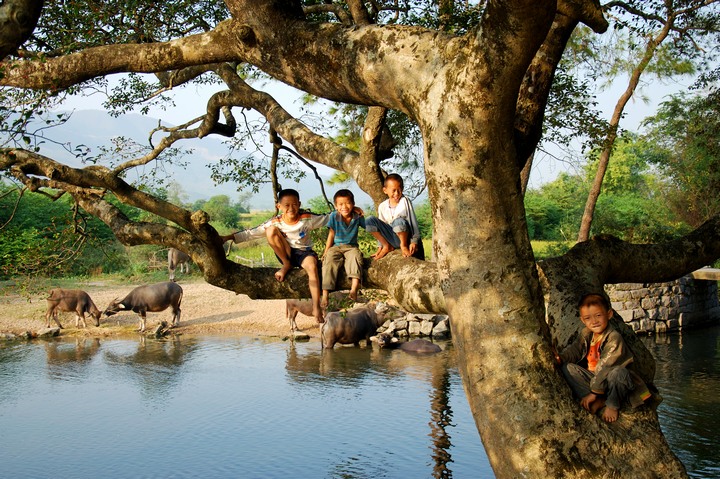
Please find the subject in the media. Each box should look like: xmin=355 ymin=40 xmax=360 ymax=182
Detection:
xmin=42 ymin=248 xmax=442 ymax=352
xmin=45 ymin=281 xmax=183 ymax=333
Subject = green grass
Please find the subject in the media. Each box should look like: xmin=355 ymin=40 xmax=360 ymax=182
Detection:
xmin=531 ymin=240 xmax=574 ymax=259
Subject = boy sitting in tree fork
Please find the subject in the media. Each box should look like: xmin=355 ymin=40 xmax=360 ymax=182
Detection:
xmin=554 ymin=293 xmax=652 ymax=423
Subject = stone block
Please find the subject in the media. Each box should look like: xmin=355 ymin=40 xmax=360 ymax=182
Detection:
xmin=655 ymin=321 xmax=668 ymax=334
xmin=394 ymin=319 xmax=408 ymax=331
xmin=408 ymin=321 xmax=421 ymax=335
xmin=413 ymin=313 xmax=437 ymax=322
xmin=667 ymin=318 xmax=680 ymax=331
xmin=639 ymin=319 xmax=653 ymax=333
xmin=420 ymin=320 xmax=434 ymax=336
xmin=631 ymin=288 xmax=650 ymax=299
xmin=615 ymin=310 xmax=633 ymax=323
xmin=432 ymin=318 xmax=450 ymax=338
xmin=641 ymin=297 xmax=657 ymax=310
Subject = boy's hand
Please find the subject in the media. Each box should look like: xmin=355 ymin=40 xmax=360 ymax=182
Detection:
xmin=409 ymin=242 xmax=417 ymax=255
xmin=580 ymin=393 xmax=597 ymax=411
xmin=353 ymin=206 xmax=364 ymax=216
xmin=551 ymin=345 xmax=562 ymax=365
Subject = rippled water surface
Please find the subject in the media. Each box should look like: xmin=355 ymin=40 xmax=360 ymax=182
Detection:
xmin=1 ymin=325 xmax=718 ymax=478
xmin=0 ymin=336 xmax=488 ymax=478
xmin=641 ymin=324 xmax=720 ymax=479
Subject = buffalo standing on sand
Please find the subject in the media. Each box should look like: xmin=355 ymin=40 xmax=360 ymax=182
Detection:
xmin=45 ymin=288 xmax=101 ymax=329
xmin=168 ymin=248 xmax=191 ymax=282
xmin=103 ymin=282 xmax=183 ymax=332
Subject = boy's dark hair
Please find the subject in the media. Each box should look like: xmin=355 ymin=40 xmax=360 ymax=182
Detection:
xmin=577 ymin=293 xmax=611 ymax=311
xmin=384 ymin=173 xmax=404 ymax=188
xmin=333 ymin=189 xmax=355 ymax=204
xmin=277 ymin=188 xmax=300 ymax=201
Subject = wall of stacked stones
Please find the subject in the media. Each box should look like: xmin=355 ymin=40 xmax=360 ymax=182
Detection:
xmin=605 ymin=276 xmax=720 ymax=334
xmin=375 ymin=303 xmax=451 ymax=340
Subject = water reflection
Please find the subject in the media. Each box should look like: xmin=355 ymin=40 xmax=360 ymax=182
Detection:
xmin=103 ymin=335 xmax=201 ymax=400
xmin=284 ymin=341 xmax=459 ymax=478
xmin=44 ymin=338 xmax=101 ymax=382
xmin=428 ymin=356 xmax=453 ymax=479
xmin=3 ymin=328 xmax=717 ymax=478
xmin=642 ymin=325 xmax=720 ymax=479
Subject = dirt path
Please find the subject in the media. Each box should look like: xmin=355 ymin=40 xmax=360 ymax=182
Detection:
xmin=0 ymin=279 xmax=322 ymax=339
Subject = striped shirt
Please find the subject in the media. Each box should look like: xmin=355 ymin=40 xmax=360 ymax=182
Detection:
xmin=327 ymin=211 xmax=365 ymax=246
xmin=231 ymin=211 xmax=329 ymax=250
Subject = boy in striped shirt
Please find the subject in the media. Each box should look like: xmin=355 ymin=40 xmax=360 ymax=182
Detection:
xmin=222 ymin=189 xmax=329 ymax=324
xmin=321 ymin=189 xmax=366 ymax=307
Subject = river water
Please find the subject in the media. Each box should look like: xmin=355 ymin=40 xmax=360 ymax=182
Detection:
xmin=0 ymin=325 xmax=718 ymax=478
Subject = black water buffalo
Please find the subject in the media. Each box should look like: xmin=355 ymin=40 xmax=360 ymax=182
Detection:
xmin=375 ymin=333 xmax=442 ymax=353
xmin=321 ymin=303 xmax=384 ymax=349
xmin=168 ymin=248 xmax=191 ymax=282
xmin=103 ymin=282 xmax=183 ymax=332
xmin=45 ymin=288 xmax=101 ymax=329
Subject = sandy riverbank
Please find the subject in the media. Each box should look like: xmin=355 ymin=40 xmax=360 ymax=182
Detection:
xmin=0 ymin=279 xmax=325 ymax=339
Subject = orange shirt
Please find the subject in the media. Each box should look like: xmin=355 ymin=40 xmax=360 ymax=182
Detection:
xmin=587 ymin=338 xmax=601 ymax=372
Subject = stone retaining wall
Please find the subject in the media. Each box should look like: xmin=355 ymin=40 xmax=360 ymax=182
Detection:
xmin=375 ymin=303 xmax=451 ymax=340
xmin=606 ymin=276 xmax=720 ymax=334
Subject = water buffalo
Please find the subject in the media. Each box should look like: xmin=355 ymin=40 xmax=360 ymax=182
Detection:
xmin=168 ymin=248 xmax=191 ymax=282
xmin=103 ymin=282 xmax=183 ymax=332
xmin=375 ymin=332 xmax=442 ymax=354
xmin=321 ymin=302 xmax=384 ymax=349
xmin=45 ymin=288 xmax=101 ymax=329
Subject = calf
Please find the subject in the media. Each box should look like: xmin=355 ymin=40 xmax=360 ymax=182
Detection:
xmin=285 ymin=292 xmax=344 ymax=331
xmin=375 ymin=333 xmax=442 ymax=353
xmin=45 ymin=288 xmax=101 ymax=329
xmin=168 ymin=248 xmax=191 ymax=282
xmin=285 ymin=299 xmax=314 ymax=332
xmin=321 ymin=302 xmax=384 ymax=349
xmin=103 ymin=281 xmax=183 ymax=332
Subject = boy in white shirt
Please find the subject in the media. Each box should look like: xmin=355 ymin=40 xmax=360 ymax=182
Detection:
xmin=365 ymin=173 xmax=423 ymax=260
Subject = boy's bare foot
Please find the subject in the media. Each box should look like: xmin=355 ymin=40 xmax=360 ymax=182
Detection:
xmin=313 ymin=308 xmax=324 ymax=324
xmin=275 ymin=263 xmax=292 ymax=282
xmin=400 ymin=245 xmax=412 ymax=257
xmin=601 ymin=406 xmax=619 ymax=423
xmin=372 ymin=245 xmax=394 ymax=259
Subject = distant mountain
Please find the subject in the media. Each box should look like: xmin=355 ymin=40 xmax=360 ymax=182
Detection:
xmin=37 ymin=109 xmax=373 ymax=210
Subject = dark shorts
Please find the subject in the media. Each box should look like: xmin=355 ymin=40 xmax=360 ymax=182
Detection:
xmin=276 ymin=248 xmax=318 ymax=268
